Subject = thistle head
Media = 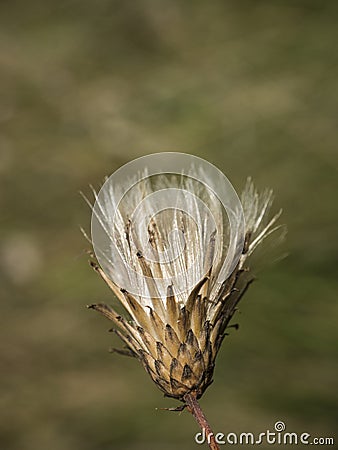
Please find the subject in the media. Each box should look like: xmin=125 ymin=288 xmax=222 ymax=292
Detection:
xmin=86 ymin=153 xmax=284 ymax=401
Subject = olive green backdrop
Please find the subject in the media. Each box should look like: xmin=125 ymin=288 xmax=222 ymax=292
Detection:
xmin=0 ymin=1 xmax=337 ymax=449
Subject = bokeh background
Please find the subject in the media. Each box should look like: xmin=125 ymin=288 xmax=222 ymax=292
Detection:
xmin=0 ymin=1 xmax=337 ymax=449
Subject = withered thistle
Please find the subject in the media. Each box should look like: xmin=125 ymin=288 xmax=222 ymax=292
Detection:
xmin=84 ymin=153 xmax=284 ymax=450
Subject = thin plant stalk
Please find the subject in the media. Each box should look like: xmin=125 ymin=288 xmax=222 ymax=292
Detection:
xmin=184 ymin=392 xmax=219 ymax=450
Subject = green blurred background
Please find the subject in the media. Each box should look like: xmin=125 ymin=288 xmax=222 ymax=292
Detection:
xmin=0 ymin=1 xmax=337 ymax=449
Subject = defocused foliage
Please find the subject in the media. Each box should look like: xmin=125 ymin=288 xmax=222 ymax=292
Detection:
xmin=0 ymin=1 xmax=337 ymax=449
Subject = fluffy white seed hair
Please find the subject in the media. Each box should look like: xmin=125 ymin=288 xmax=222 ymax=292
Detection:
xmin=84 ymin=169 xmax=283 ymax=326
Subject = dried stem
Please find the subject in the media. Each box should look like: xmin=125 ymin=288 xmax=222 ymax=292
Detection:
xmin=184 ymin=392 xmax=219 ymax=450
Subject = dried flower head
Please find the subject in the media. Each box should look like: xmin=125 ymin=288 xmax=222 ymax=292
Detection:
xmin=84 ymin=153 xmax=285 ymax=449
